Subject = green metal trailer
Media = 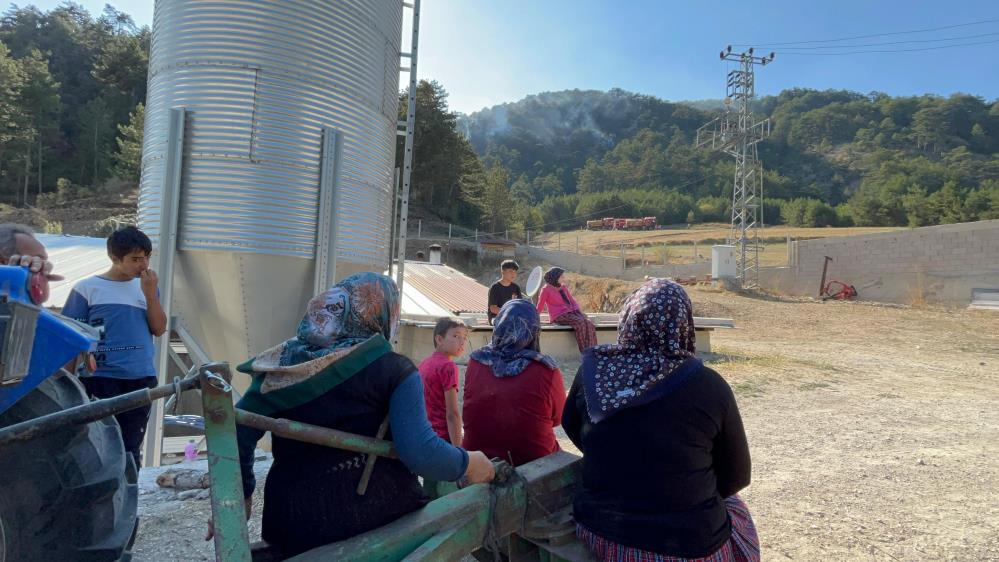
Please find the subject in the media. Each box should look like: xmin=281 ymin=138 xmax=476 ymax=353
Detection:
xmin=0 ymin=359 xmax=592 ymax=561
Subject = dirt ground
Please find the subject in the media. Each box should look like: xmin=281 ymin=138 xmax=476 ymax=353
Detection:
xmin=131 ymin=287 xmax=999 ymax=561
xmin=531 ymin=224 xmax=901 ymax=267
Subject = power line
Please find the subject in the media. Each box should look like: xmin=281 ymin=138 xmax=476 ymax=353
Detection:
xmin=735 ymin=17 xmax=999 ymax=47
xmin=773 ymin=31 xmax=999 ymax=50
xmin=779 ymin=37 xmax=999 ymax=56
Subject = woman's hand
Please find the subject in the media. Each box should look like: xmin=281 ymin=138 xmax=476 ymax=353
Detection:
xmin=205 ymin=497 xmax=253 ymax=541
xmin=464 ymin=451 xmax=496 ymax=484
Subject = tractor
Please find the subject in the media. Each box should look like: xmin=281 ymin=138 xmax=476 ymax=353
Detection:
xmin=0 ymin=265 xmax=140 ymax=560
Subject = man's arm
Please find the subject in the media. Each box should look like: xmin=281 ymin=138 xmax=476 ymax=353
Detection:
xmin=61 ymin=288 xmax=90 ymax=372
xmin=141 ymin=270 xmax=168 ymax=337
xmin=488 ymin=284 xmax=501 ymax=315
xmin=444 ymin=388 xmax=463 ymax=446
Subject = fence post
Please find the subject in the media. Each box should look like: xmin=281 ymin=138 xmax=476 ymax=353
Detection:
xmin=786 ymin=233 xmax=791 ymax=266
xmin=417 ymin=219 xmax=421 ymax=239
xmin=597 ymin=238 xmax=601 ymax=257
xmin=526 ymin=230 xmax=530 ymax=247
xmin=474 ymin=228 xmax=478 ymax=241
xmin=576 ymin=235 xmax=580 ymax=254
xmin=505 ymin=229 xmax=509 ymax=240
xmin=448 ymin=223 xmax=452 ymax=241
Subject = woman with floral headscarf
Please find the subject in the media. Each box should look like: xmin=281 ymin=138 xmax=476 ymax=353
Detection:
xmin=536 ymin=267 xmax=597 ymax=353
xmin=563 ymin=279 xmax=758 ymax=562
xmin=211 ymin=273 xmax=495 ymax=557
xmin=462 ymin=299 xmax=565 ymax=466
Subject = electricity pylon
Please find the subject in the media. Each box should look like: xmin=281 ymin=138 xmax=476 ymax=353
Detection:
xmin=696 ymin=46 xmax=775 ymax=288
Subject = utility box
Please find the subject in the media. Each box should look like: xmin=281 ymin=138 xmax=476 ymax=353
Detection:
xmin=712 ymin=245 xmax=736 ymax=280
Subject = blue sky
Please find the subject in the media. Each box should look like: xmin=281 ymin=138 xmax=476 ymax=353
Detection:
xmin=17 ymin=0 xmax=999 ymax=114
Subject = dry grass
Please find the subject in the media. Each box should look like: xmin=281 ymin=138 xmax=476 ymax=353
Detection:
xmin=535 ymin=224 xmax=901 ymax=266
xmin=538 ymin=223 xmax=900 ymax=247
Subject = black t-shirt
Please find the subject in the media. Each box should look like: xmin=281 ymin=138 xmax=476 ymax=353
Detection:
xmin=487 ymin=281 xmax=522 ymax=322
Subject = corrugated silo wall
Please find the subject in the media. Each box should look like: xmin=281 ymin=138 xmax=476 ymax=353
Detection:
xmin=139 ymin=0 xmax=403 ymax=266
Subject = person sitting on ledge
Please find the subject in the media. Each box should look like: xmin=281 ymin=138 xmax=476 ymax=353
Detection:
xmin=563 ymin=278 xmax=758 ymax=562
xmin=462 ymin=299 xmax=565 ymax=466
xmin=535 ymin=267 xmax=597 ymax=353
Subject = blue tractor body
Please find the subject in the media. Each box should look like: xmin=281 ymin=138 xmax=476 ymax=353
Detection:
xmin=0 ymin=266 xmax=98 ymax=415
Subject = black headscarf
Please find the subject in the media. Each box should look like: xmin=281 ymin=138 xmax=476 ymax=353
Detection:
xmin=544 ymin=267 xmax=572 ymax=305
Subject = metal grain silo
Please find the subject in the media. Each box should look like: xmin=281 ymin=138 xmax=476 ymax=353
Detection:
xmin=138 ymin=0 xmax=404 ymax=387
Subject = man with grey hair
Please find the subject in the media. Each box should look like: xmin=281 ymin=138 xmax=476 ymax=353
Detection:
xmin=0 ymin=223 xmax=64 ymax=304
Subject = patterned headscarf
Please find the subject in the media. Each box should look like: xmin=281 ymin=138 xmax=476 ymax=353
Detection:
xmin=581 ymin=278 xmax=699 ymax=423
xmin=544 ymin=267 xmax=564 ymax=287
xmin=242 ymin=272 xmax=401 ymax=393
xmin=470 ymin=299 xmax=558 ymax=377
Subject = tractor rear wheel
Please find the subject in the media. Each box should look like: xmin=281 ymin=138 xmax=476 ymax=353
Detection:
xmin=0 ymin=371 xmax=138 ymax=561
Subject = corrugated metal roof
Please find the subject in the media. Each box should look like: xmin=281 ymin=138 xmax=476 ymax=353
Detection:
xmin=35 ymin=234 xmax=111 ymax=309
xmin=392 ymin=261 xmax=489 ymax=317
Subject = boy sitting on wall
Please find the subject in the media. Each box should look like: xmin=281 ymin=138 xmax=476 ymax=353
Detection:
xmin=487 ymin=260 xmax=521 ymax=325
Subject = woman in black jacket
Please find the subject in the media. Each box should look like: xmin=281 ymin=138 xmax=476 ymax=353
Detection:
xmin=206 ymin=273 xmax=495 ymax=557
xmin=563 ymin=278 xmax=759 ymax=562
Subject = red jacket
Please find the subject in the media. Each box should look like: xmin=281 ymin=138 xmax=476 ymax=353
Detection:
xmin=461 ymin=359 xmax=565 ymax=466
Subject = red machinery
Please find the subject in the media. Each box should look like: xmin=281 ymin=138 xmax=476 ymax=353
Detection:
xmin=818 ymin=256 xmax=857 ymax=300
xmin=821 ymin=280 xmax=857 ymax=300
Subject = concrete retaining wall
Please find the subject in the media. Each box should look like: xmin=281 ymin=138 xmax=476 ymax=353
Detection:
xmin=758 ymin=220 xmax=999 ymax=305
xmin=625 ymin=262 xmax=711 ymax=281
xmin=517 ymin=246 xmax=625 ymax=277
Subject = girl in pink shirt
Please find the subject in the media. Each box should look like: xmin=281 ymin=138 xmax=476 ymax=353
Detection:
xmin=536 ymin=267 xmax=597 ymax=353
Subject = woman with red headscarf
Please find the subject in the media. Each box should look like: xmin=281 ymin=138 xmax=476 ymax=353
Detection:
xmin=562 ymin=278 xmax=758 ymax=562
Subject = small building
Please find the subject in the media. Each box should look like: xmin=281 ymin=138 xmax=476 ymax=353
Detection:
xmin=478 ymin=238 xmax=516 ymax=258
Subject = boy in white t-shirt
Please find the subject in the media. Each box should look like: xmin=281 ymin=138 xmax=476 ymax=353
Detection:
xmin=62 ymin=226 xmax=167 ymax=467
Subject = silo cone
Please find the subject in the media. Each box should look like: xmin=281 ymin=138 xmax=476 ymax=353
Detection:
xmin=139 ymin=1 xmax=403 ymax=393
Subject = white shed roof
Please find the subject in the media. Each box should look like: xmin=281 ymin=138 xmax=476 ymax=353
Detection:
xmin=35 ymin=234 xmax=110 ymax=309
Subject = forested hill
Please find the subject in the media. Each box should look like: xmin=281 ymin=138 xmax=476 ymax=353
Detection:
xmin=458 ymin=88 xmax=999 ymax=228
xmin=0 ymin=4 xmax=147 ymax=213
xmin=1 ymin=4 xmax=996 ymax=237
